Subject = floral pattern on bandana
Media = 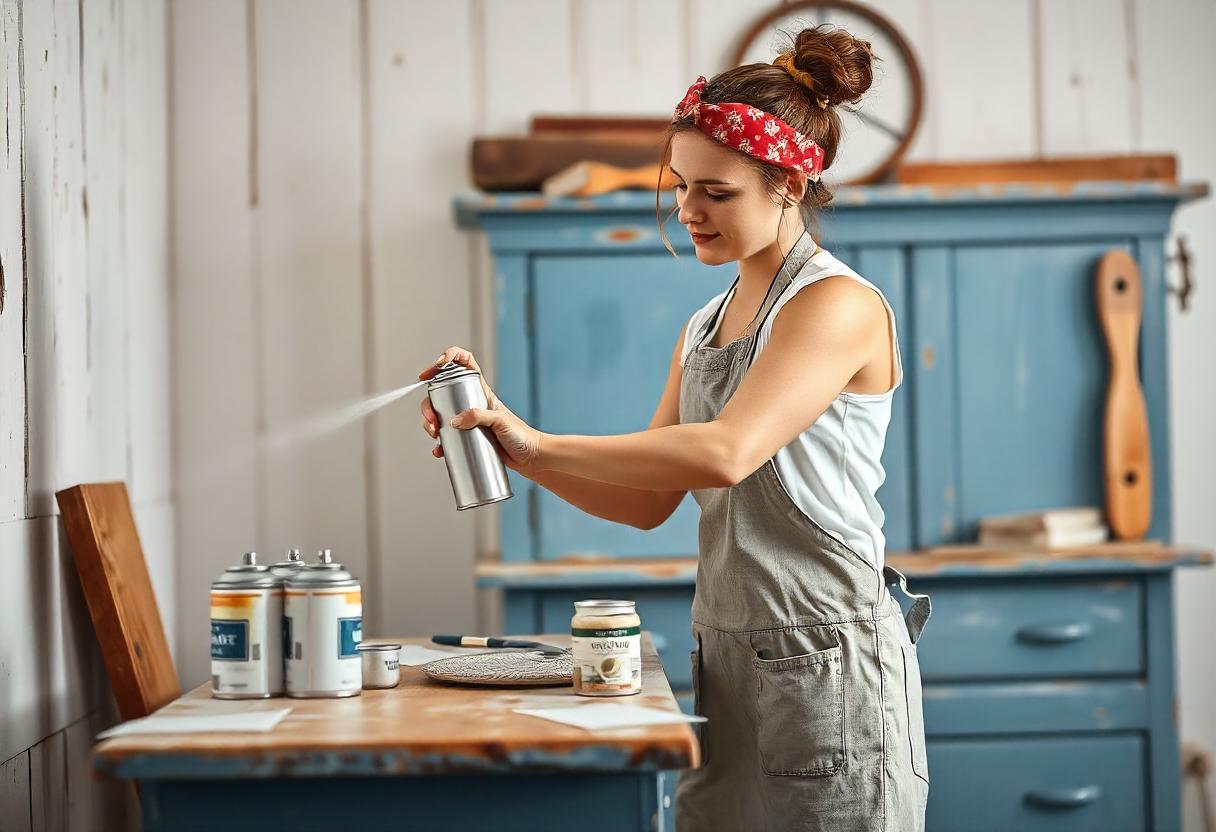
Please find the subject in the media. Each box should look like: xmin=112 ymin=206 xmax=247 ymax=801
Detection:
xmin=672 ymin=76 xmax=825 ymax=181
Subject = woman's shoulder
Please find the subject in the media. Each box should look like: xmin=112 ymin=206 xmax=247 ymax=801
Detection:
xmin=774 ymin=273 xmax=888 ymax=335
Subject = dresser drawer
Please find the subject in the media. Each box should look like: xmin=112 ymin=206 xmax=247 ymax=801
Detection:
xmin=926 ymin=735 xmax=1146 ymax=831
xmin=913 ymin=579 xmax=1142 ymax=680
xmin=537 ymin=589 xmax=695 ymax=689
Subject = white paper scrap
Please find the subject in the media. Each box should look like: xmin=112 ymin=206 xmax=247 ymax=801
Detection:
xmin=96 ymin=708 xmax=292 ymax=739
xmin=514 ymin=703 xmax=707 ymax=732
xmin=398 ymin=645 xmax=495 ymax=666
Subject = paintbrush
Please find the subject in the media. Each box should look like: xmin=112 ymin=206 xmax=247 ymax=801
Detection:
xmin=431 ymin=634 xmax=568 ymax=656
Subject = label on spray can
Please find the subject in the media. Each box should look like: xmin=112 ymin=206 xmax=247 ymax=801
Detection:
xmin=210 ymin=588 xmax=284 ymax=697
xmin=285 ymin=589 xmax=362 ymax=696
xmin=211 ymin=619 xmax=249 ymax=660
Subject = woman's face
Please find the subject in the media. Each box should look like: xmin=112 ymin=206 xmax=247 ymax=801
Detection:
xmin=669 ymin=130 xmax=802 ymax=265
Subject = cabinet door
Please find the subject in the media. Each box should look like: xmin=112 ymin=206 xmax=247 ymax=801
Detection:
xmin=533 ymin=254 xmax=734 ymax=559
xmin=913 ymin=241 xmax=1132 ymax=544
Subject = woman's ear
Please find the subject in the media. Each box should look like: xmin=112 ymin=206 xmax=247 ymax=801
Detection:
xmin=782 ymin=171 xmax=808 ymax=205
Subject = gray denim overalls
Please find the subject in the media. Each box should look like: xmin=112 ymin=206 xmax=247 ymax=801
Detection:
xmin=675 ymin=231 xmax=932 ymax=832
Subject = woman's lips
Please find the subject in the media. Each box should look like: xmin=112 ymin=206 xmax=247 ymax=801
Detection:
xmin=690 ymin=231 xmax=720 ymax=244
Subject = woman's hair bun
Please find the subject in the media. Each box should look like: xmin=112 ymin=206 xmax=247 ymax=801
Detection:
xmin=787 ymin=24 xmax=875 ymax=107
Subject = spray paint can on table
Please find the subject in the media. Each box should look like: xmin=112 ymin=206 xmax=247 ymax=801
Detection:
xmin=285 ymin=549 xmax=363 ymax=698
xmin=426 ymin=363 xmax=513 ymax=510
xmin=269 ymin=549 xmax=305 ymax=673
xmin=210 ymin=552 xmax=284 ymax=699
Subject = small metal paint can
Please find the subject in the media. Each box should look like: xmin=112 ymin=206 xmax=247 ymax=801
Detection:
xmin=356 ymin=643 xmax=402 ymax=689
xmin=426 ymin=363 xmax=513 ymax=511
xmin=210 ymin=552 xmax=285 ymax=699
xmin=284 ymin=549 xmax=363 ymax=698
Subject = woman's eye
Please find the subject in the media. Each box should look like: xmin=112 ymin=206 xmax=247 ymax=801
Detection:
xmin=708 ymin=193 xmax=732 ymax=201
xmin=674 ymin=182 xmax=687 ymax=191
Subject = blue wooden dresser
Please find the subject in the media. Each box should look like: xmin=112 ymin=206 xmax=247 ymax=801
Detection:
xmin=454 ymin=182 xmax=1211 ymax=831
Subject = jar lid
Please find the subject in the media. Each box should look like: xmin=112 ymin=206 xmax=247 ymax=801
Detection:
xmin=574 ymin=599 xmax=636 ymax=615
xmin=356 ymin=643 xmax=402 ymax=652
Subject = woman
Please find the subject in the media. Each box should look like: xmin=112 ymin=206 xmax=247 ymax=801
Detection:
xmin=420 ymin=24 xmax=931 ymax=832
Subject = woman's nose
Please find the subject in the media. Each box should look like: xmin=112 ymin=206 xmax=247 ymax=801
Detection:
xmin=677 ymin=195 xmax=703 ymax=226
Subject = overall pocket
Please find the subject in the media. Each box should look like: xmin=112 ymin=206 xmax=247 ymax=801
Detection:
xmin=902 ymin=643 xmax=929 ymax=784
xmin=751 ymin=628 xmax=845 ymax=777
xmin=690 ymin=635 xmax=709 ymax=765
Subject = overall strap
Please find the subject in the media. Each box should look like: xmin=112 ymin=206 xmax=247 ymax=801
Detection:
xmin=742 ymin=234 xmax=821 ymax=367
xmin=692 ymin=232 xmax=819 ymax=355
xmin=691 ymin=274 xmax=739 ymax=351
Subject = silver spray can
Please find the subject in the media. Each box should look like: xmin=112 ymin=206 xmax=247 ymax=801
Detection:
xmin=269 ymin=549 xmax=305 ymax=679
xmin=285 ymin=549 xmax=363 ymax=698
xmin=426 ymin=363 xmax=513 ymax=510
xmin=210 ymin=552 xmax=284 ymax=698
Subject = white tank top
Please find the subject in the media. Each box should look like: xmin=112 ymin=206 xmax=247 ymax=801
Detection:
xmin=679 ymin=247 xmax=903 ymax=568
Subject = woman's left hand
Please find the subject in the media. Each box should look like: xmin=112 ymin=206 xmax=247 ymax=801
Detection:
xmin=419 ymin=346 xmax=545 ymax=473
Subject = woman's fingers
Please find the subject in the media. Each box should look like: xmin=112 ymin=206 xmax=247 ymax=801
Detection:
xmin=419 ymin=345 xmax=481 ymax=380
xmin=421 ymin=398 xmax=439 ymax=435
xmin=416 ymin=347 xmax=504 ymax=410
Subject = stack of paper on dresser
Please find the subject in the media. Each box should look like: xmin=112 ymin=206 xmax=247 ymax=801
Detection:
xmin=978 ymin=507 xmax=1108 ymax=548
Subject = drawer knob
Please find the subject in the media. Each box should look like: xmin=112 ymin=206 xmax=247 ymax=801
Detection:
xmin=1015 ymin=621 xmax=1093 ymax=645
xmin=1024 ymin=785 xmax=1102 ymax=809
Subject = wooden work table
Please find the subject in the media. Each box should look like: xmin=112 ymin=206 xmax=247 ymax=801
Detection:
xmin=94 ymin=633 xmax=696 ymax=832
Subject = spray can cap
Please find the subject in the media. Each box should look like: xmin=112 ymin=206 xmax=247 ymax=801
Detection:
xmin=212 ymin=552 xmax=274 ymax=587
xmin=427 ymin=362 xmax=479 ymax=389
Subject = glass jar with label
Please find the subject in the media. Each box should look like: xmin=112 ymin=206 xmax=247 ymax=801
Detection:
xmin=571 ymin=600 xmax=642 ymax=696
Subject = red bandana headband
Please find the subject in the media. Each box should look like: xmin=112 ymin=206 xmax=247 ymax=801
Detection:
xmin=671 ymin=76 xmax=826 ymax=182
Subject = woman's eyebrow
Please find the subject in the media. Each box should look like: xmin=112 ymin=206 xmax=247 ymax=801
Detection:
xmin=668 ymin=166 xmax=735 ymax=186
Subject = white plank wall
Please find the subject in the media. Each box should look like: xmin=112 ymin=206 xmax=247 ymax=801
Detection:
xmin=254 ymin=0 xmax=370 ymax=595
xmin=124 ymin=0 xmax=173 ymax=511
xmin=168 ymin=3 xmax=1215 ymax=828
xmin=364 ymin=0 xmax=478 ymax=636
xmin=1 ymin=0 xmax=174 ymax=828
xmin=170 ymin=0 xmax=259 ymax=686
xmin=23 ymin=0 xmax=91 ymax=520
xmin=0 ymin=0 xmax=24 ymax=521
xmin=1134 ymin=1 xmax=1216 ymax=830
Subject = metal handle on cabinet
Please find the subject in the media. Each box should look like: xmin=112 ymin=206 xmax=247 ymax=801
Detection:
xmin=1015 ymin=621 xmax=1093 ymax=645
xmin=1024 ymin=785 xmax=1102 ymax=809
xmin=1168 ymin=235 xmax=1195 ymax=312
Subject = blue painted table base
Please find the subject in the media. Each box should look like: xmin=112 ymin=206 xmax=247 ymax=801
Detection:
xmin=141 ymin=771 xmax=674 ymax=832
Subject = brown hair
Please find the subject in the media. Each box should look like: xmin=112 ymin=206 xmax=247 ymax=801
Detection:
xmin=656 ymin=24 xmax=877 ymax=253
